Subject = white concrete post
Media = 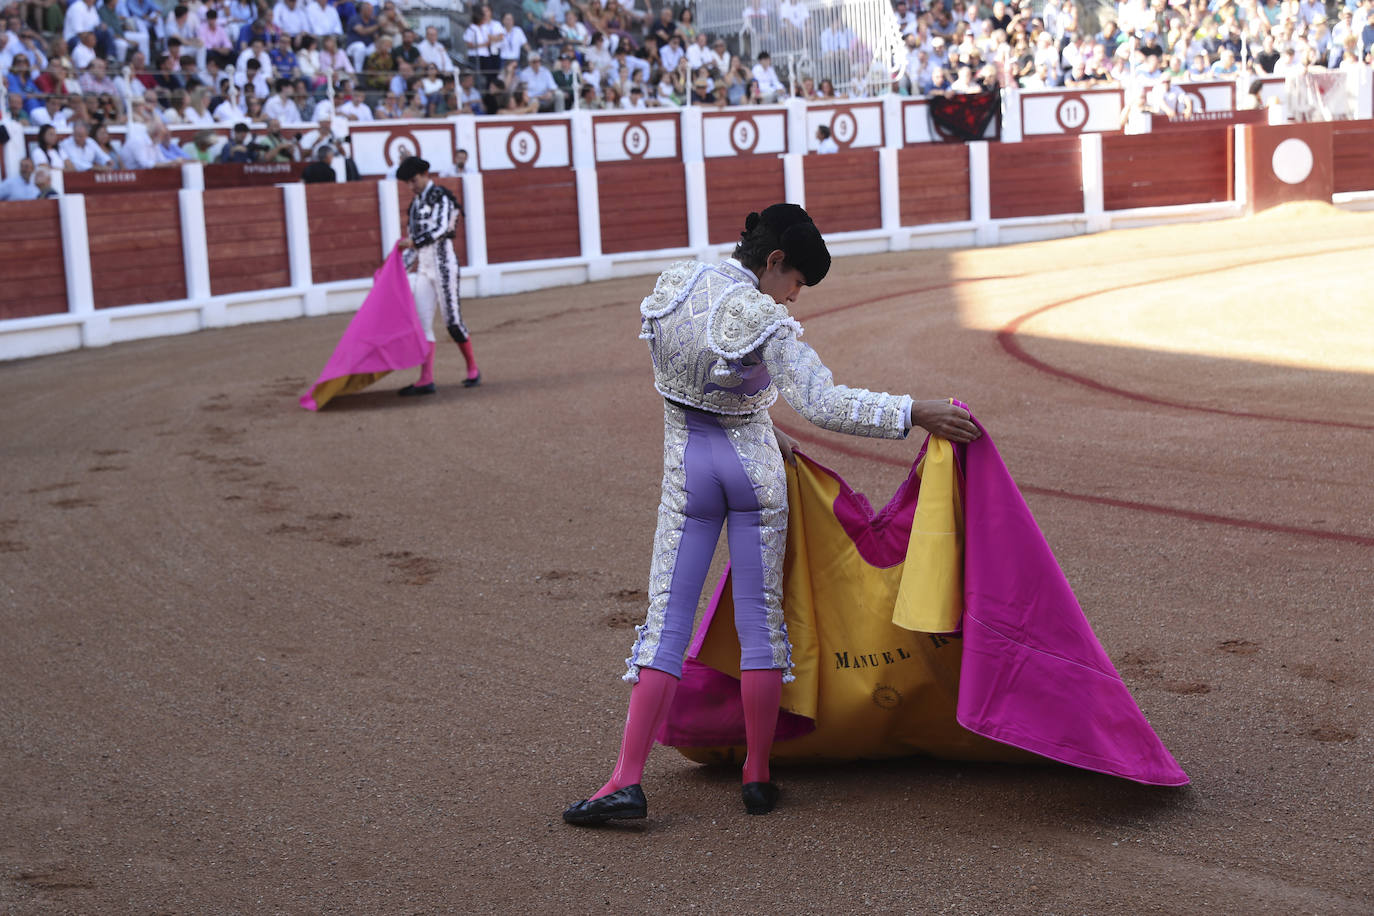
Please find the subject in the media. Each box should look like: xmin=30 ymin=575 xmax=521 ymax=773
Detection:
xmin=378 ymin=177 xmax=401 ymax=255
xmin=1079 ymin=132 xmax=1108 ymax=233
xmin=1000 ymin=87 xmax=1023 ymax=143
xmin=180 ymin=161 xmax=204 ymax=190
xmin=1233 ymin=124 xmax=1251 ymax=214
xmin=59 ymin=194 xmax=102 ymax=346
xmin=1353 ymin=66 xmax=1373 ymax=119
xmin=571 ymin=108 xmax=605 ymax=276
xmin=460 ymin=170 xmax=488 ymax=268
xmin=880 ymin=94 xmax=904 ymax=150
xmin=784 ymin=97 xmax=809 ymax=155
xmin=782 ymin=153 xmax=806 ymax=208
xmin=178 ymin=189 xmax=211 ymax=301
xmin=681 ymin=106 xmax=709 ymax=253
xmin=453 ymin=113 xmax=478 ymax=163
xmin=878 ymin=146 xmax=901 ymax=234
xmin=281 ymin=182 xmax=321 ymax=315
xmin=968 ymin=141 xmax=996 ymax=247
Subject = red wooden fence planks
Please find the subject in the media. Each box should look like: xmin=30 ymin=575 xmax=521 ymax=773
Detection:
xmin=988 ymin=138 xmax=1083 ymax=218
xmin=1102 ymin=130 xmax=1230 ymax=210
xmin=597 ymin=161 xmax=689 ymax=255
xmin=1332 ymin=121 xmax=1374 ymax=194
xmin=0 ymin=200 xmax=68 ymax=319
xmin=704 ymin=157 xmax=787 ymax=245
xmin=897 ymin=145 xmax=971 ymax=226
xmin=483 ymin=169 xmax=581 ymax=263
xmin=85 ymin=191 xmax=187 ymax=308
xmin=803 ymin=150 xmax=882 ymax=234
xmin=204 ymin=186 xmax=291 ymax=294
xmin=309 ymin=181 xmax=384 ymax=283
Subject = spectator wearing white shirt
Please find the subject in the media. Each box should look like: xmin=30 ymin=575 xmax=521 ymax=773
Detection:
xmin=58 ymin=120 xmax=115 ymax=171
xmin=236 ymin=57 xmax=272 ymax=97
xmin=497 ymin=12 xmax=527 ymax=67
xmin=417 ymin=25 xmax=452 ymax=72
xmin=335 ymin=87 xmax=374 ymax=120
xmin=0 ymin=158 xmax=40 ymax=201
xmin=213 ymin=89 xmax=247 ymax=122
xmin=751 ymin=51 xmax=784 ymax=102
xmin=30 ymin=96 xmax=74 ymax=130
xmin=306 ymin=0 xmax=343 ymax=37
xmin=63 ymin=0 xmax=106 ymax=54
xmin=686 ymin=32 xmax=710 ymax=70
xmin=464 ymin=6 xmax=498 ymax=84
xmin=660 ymin=32 xmax=684 ymax=72
xmin=262 ymin=78 xmax=304 ymax=122
xmin=237 ymin=38 xmax=273 ymax=79
xmin=71 ymin=32 xmax=98 ymax=70
xmin=707 ymin=37 xmax=730 ymax=75
xmin=29 ymin=124 xmax=68 ymax=170
xmin=621 ymin=84 xmax=647 ymax=108
xmin=815 ymin=124 xmax=838 ymax=154
xmin=272 ymin=0 xmax=310 ymax=38
xmin=519 ymin=55 xmax=564 ymax=110
xmin=609 ymin=46 xmax=650 ymax=84
xmin=894 ymin=0 xmax=917 ymax=36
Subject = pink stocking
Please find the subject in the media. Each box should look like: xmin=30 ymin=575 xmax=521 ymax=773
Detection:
xmin=417 ymin=343 xmax=435 ymax=386
xmin=593 ymin=667 xmax=678 ymax=799
xmin=457 ymin=339 xmax=479 ymax=379
xmin=740 ymin=668 xmax=783 ymax=785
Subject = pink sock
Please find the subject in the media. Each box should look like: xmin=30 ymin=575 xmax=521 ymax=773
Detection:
xmin=741 ymin=668 xmax=783 ymax=785
xmin=458 ymin=339 xmax=478 ymax=379
xmin=593 ymin=667 xmax=678 ymax=799
xmin=417 ymin=344 xmax=435 ymax=386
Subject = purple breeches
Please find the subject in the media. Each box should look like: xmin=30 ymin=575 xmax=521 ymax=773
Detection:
xmin=624 ymin=401 xmax=792 ymax=683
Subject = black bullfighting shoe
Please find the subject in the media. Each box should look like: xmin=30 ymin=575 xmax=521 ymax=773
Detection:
xmin=562 ymin=784 xmax=647 ymax=826
xmin=398 ymin=383 xmax=436 ymax=396
xmin=462 ymin=372 xmax=481 ymax=388
xmin=741 ymin=782 xmax=780 ymax=815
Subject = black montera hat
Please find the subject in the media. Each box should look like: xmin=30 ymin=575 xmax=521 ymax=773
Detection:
xmin=396 ymin=156 xmax=430 ymax=181
xmin=747 ymin=203 xmax=830 ymax=286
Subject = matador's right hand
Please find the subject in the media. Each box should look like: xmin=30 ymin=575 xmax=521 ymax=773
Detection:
xmin=910 ymin=400 xmax=981 ymax=443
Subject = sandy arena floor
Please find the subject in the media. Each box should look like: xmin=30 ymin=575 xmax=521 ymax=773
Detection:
xmin=2 ymin=203 xmax=1371 ymax=915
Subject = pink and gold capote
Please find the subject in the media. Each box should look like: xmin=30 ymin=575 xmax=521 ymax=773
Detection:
xmin=660 ymin=417 xmax=1190 ymax=787
xmin=300 ymin=249 xmax=431 ymax=411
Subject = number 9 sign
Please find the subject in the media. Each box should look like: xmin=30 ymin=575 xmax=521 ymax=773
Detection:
xmin=506 ymin=127 xmax=541 ymax=167
xmin=622 ymin=123 xmax=650 ymax=158
xmin=830 ymin=110 xmax=858 ymax=147
xmin=729 ymin=117 xmax=759 ymax=154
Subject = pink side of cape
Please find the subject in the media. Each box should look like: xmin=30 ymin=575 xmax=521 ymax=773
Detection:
xmin=660 ymin=424 xmax=1189 ymax=787
xmin=299 ymin=249 xmax=429 ymax=410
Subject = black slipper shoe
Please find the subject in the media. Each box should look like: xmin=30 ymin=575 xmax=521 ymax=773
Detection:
xmin=563 ymin=784 xmax=647 ymax=826
xmin=398 ymin=383 xmax=436 ymax=396
xmin=742 ymin=781 xmax=780 ymax=815
xmin=462 ymin=373 xmax=481 ymax=388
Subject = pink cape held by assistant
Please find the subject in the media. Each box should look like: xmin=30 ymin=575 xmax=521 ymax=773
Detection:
xmin=299 ymin=249 xmax=430 ymax=411
xmin=660 ymin=417 xmax=1189 ymax=787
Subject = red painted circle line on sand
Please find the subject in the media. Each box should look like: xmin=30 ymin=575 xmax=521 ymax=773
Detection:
xmin=786 ymin=246 xmax=1374 ymax=546
xmin=796 ymin=245 xmax=1373 ymax=433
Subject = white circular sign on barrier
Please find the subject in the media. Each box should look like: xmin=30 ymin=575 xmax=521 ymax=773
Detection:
xmin=729 ymin=117 xmax=759 ymax=154
xmin=830 ymin=110 xmax=858 ymax=147
xmin=1271 ymin=138 xmax=1314 ymax=185
xmin=506 ymin=127 xmax=541 ymax=166
xmin=1054 ymin=95 xmax=1089 ymax=132
xmin=622 ymin=123 xmax=650 ymax=158
xmin=384 ymin=131 xmax=421 ymax=165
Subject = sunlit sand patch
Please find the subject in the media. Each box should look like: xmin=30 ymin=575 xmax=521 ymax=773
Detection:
xmin=953 ymin=204 xmax=1374 ymax=375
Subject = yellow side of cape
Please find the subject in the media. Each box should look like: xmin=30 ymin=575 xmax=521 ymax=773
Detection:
xmin=686 ymin=449 xmax=1031 ymax=765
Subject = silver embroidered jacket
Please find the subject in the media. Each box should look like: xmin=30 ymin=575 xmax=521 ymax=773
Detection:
xmin=640 ymin=260 xmax=913 ymax=439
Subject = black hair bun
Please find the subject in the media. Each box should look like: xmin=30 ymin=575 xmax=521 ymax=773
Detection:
xmin=744 ymin=211 xmax=761 ymax=232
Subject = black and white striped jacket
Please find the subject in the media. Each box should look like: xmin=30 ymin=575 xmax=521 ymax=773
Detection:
xmin=407 ymin=182 xmax=462 ymax=249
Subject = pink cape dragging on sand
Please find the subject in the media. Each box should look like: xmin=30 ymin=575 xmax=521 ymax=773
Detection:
xmin=299 ymin=249 xmax=429 ymax=411
xmin=659 ymin=418 xmax=1189 ymax=787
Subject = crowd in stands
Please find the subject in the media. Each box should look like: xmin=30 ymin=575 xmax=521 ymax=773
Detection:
xmin=1 ymin=0 xmax=1372 ymax=193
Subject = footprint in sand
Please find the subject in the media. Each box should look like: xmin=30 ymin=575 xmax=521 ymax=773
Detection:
xmin=88 ymin=464 xmax=127 ymax=473
xmin=1304 ymin=725 xmax=1357 ymax=743
xmin=604 ymin=610 xmax=641 ymax=629
xmin=0 ymin=540 xmax=29 ymax=553
xmin=378 ymin=551 xmax=441 ymax=585
xmin=92 ymin=448 xmax=128 ymax=457
xmin=609 ymin=587 xmax=647 ymax=603
xmin=1162 ymin=681 xmax=1211 ymax=695
xmin=51 ymin=497 xmax=99 ymax=510
xmin=26 ymin=481 xmax=77 ymax=494
xmin=1218 ymin=639 xmax=1260 ymax=656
